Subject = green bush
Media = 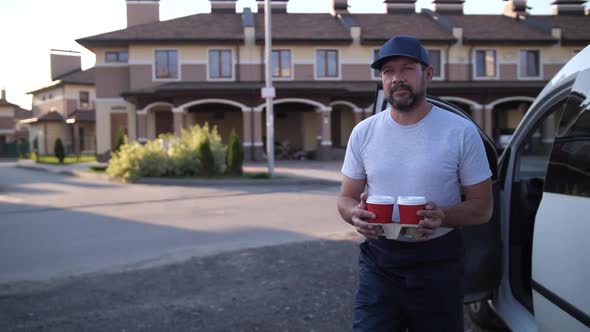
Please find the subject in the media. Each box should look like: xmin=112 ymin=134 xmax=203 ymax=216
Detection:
xmin=198 ymin=136 xmax=215 ymax=177
xmin=113 ymin=127 xmax=126 ymax=154
xmin=107 ymin=123 xmax=226 ymax=181
xmin=32 ymin=137 xmax=39 ymax=161
xmin=226 ymin=129 xmax=243 ymax=176
xmin=54 ymin=138 xmax=65 ymax=164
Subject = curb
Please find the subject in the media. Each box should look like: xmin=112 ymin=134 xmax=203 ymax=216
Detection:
xmin=15 ymin=163 xmax=340 ymax=187
xmin=135 ymin=176 xmax=340 ymax=187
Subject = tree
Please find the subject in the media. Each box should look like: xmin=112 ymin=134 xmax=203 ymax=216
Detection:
xmin=32 ymin=136 xmax=39 ymax=161
xmin=113 ymin=127 xmax=126 ymax=154
xmin=54 ymin=138 xmax=65 ymax=164
xmin=199 ymin=136 xmax=215 ymax=177
xmin=226 ymin=129 xmax=243 ymax=176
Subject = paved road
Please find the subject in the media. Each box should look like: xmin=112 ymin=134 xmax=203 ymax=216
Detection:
xmin=0 ymin=161 xmax=351 ymax=284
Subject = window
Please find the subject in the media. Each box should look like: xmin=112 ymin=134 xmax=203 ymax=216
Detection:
xmin=373 ymin=49 xmax=380 ymax=79
xmin=519 ymin=50 xmax=541 ymax=78
xmin=272 ymin=49 xmax=291 ymax=78
xmin=209 ymin=49 xmax=233 ymax=79
xmin=79 ymin=91 xmax=89 ymax=109
xmin=316 ymin=49 xmax=339 ymax=78
xmin=155 ymin=50 xmax=179 ymax=79
xmin=427 ymin=49 xmax=442 ymax=79
xmin=475 ymin=49 xmax=497 ymax=78
xmin=105 ymin=51 xmax=128 ymax=63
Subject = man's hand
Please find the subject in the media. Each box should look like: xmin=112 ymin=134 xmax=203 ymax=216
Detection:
xmin=415 ymin=201 xmax=445 ymax=240
xmin=351 ymin=193 xmax=380 ymax=240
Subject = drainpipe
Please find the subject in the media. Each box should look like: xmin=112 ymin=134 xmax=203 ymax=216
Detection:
xmin=236 ymin=43 xmax=241 ymax=82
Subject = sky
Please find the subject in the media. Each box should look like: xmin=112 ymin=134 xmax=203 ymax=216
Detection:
xmin=1 ymin=0 xmax=587 ymax=110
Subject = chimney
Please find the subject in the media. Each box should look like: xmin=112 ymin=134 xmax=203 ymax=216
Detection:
xmin=384 ymin=0 xmax=416 ymax=14
xmin=551 ymin=0 xmax=587 ymax=15
xmin=242 ymin=7 xmax=256 ymax=46
xmin=50 ymin=49 xmax=81 ymax=81
xmin=1 ymin=89 xmax=5 ymax=101
xmin=431 ymin=0 xmax=465 ymax=14
xmin=210 ymin=0 xmax=237 ymax=13
xmin=257 ymin=0 xmax=289 ymax=14
xmin=331 ymin=0 xmax=349 ymax=15
xmin=126 ymin=0 xmax=159 ymax=27
xmin=503 ymin=0 xmax=530 ymax=18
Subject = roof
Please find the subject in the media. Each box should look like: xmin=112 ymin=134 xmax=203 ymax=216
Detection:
xmin=14 ymin=108 xmax=32 ymax=119
xmin=254 ymin=13 xmax=351 ymax=43
xmin=446 ymin=15 xmax=557 ymax=44
xmin=38 ymin=111 xmax=64 ymax=122
xmin=535 ymin=15 xmax=590 ymax=45
xmin=66 ymin=109 xmax=96 ymax=123
xmin=28 ymin=68 xmax=95 ymax=95
xmin=352 ymin=14 xmax=456 ymax=44
xmin=77 ymin=13 xmax=244 ymax=46
xmin=0 ymin=98 xmax=20 ymax=108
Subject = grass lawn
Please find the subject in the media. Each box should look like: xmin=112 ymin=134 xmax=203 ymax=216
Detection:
xmin=35 ymin=155 xmax=97 ymax=165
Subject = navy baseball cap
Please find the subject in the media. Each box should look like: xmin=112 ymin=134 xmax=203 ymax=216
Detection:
xmin=371 ymin=35 xmax=430 ymax=70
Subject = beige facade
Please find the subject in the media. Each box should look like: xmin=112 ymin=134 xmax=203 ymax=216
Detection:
xmin=77 ymin=0 xmax=590 ymax=161
xmin=25 ymin=53 xmax=96 ymax=156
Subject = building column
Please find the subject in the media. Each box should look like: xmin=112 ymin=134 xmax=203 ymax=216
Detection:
xmin=173 ymin=107 xmax=185 ymax=137
xmin=73 ymin=123 xmax=80 ymax=155
xmin=471 ymin=105 xmax=484 ymax=130
xmin=353 ymin=107 xmax=364 ymax=124
xmin=127 ymin=107 xmax=137 ymax=143
xmin=252 ymin=106 xmax=265 ymax=161
xmin=484 ymin=105 xmax=494 ymax=139
xmin=241 ymin=107 xmax=254 ymax=161
xmin=317 ymin=107 xmax=332 ymax=161
xmin=137 ymin=109 xmax=148 ymax=143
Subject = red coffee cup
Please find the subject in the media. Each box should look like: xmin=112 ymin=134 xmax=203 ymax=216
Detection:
xmin=398 ymin=196 xmax=427 ymax=225
xmin=366 ymin=195 xmax=395 ymax=223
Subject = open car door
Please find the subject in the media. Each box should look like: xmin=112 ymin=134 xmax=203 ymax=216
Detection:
xmin=372 ymin=86 xmax=502 ymax=303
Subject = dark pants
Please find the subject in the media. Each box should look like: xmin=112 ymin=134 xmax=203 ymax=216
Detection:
xmin=353 ymin=232 xmax=464 ymax=332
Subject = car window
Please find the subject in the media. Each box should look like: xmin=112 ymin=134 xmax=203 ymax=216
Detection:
xmin=544 ymin=68 xmax=590 ymax=198
xmin=513 ymin=105 xmax=565 ymax=181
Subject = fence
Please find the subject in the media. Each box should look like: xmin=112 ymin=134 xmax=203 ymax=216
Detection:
xmin=0 ymin=141 xmax=30 ymax=158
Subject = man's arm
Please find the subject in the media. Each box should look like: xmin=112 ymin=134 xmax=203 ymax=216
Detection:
xmin=441 ymin=178 xmax=493 ymax=227
xmin=415 ymin=178 xmax=492 ymax=237
xmin=337 ymin=175 xmax=379 ymax=239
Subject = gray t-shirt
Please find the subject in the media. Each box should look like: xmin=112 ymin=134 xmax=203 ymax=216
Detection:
xmin=342 ymin=105 xmax=492 ymax=239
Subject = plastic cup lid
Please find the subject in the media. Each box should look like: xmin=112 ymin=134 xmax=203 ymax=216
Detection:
xmin=397 ymin=196 xmax=427 ymax=205
xmin=366 ymin=195 xmax=395 ymax=204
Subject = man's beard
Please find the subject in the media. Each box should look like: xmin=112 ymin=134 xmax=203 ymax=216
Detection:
xmin=386 ymin=80 xmax=426 ymax=112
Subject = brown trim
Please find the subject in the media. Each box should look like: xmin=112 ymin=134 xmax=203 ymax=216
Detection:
xmin=463 ymin=39 xmax=557 ymax=45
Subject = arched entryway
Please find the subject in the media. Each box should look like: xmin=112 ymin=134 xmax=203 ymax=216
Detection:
xmin=330 ymin=101 xmax=357 ymax=150
xmin=490 ymin=97 xmax=534 ymax=149
xmin=260 ymin=102 xmax=317 ymax=159
xmin=186 ymin=103 xmax=243 ymax=144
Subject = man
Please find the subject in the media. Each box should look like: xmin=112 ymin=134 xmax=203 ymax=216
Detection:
xmin=337 ymin=35 xmax=493 ymax=331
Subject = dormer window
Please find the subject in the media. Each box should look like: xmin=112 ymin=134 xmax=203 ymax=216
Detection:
xmin=105 ymin=51 xmax=128 ymax=63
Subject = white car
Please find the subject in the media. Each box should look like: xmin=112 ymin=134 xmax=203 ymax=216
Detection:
xmin=373 ymin=45 xmax=590 ymax=331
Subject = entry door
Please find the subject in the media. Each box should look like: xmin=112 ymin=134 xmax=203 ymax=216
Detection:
xmin=373 ymin=87 xmax=502 ymax=303
xmin=531 ymin=67 xmax=590 ymax=331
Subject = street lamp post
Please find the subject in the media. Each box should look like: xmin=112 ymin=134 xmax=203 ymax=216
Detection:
xmin=264 ymin=0 xmax=275 ymax=176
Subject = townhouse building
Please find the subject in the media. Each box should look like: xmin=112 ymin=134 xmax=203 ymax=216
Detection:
xmin=0 ymin=89 xmax=31 ymax=156
xmin=76 ymin=0 xmax=590 ymax=161
xmin=21 ymin=50 xmax=96 ymax=155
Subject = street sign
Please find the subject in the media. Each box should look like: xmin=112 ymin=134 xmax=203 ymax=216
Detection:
xmin=261 ymin=87 xmax=275 ymax=99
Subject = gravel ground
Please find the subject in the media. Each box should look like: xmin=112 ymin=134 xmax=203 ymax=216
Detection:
xmin=0 ymin=237 xmax=495 ymax=332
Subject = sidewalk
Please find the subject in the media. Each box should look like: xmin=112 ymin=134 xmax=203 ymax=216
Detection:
xmin=15 ymin=159 xmax=344 ymax=186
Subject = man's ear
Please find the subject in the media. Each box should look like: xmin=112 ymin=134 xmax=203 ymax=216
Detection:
xmin=424 ymin=65 xmax=434 ymax=82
